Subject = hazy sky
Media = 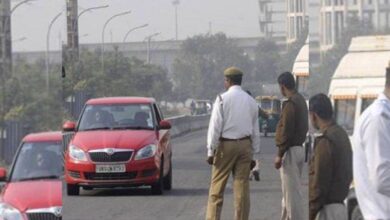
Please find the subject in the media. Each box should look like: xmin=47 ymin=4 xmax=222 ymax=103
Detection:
xmin=11 ymin=0 xmax=260 ymax=52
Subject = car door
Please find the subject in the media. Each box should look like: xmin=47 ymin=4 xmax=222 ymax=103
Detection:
xmin=153 ymin=103 xmax=171 ymax=176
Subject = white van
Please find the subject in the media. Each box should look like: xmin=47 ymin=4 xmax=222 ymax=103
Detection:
xmin=328 ymin=35 xmax=389 ymax=220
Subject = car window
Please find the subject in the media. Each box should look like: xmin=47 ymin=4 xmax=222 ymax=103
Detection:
xmin=78 ymin=104 xmax=155 ymax=130
xmin=10 ymin=142 xmax=63 ymax=182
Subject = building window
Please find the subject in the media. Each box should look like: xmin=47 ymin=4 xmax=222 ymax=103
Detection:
xmin=290 ymin=17 xmax=295 ymax=39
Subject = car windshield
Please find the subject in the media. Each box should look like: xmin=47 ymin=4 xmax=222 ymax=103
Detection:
xmin=11 ymin=142 xmax=63 ymax=182
xmin=78 ymin=104 xmax=155 ymax=131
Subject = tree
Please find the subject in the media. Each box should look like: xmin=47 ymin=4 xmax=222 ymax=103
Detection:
xmin=172 ymin=33 xmax=254 ymax=101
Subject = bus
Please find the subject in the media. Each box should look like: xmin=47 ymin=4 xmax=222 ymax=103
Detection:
xmin=328 ymin=35 xmax=389 ymax=220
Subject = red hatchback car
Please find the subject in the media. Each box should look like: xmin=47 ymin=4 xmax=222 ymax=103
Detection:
xmin=0 ymin=132 xmax=63 ymax=220
xmin=63 ymin=97 xmax=173 ymax=196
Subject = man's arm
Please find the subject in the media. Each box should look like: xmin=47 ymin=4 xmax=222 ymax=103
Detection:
xmin=206 ymin=97 xmax=223 ymax=157
xmin=309 ymin=138 xmax=333 ymax=220
xmin=275 ymin=101 xmax=295 ymax=157
xmin=364 ymin=112 xmax=390 ymax=197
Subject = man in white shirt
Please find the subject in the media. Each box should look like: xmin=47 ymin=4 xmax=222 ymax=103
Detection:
xmin=205 ymin=67 xmax=260 ymax=220
xmin=353 ymin=66 xmax=390 ymax=220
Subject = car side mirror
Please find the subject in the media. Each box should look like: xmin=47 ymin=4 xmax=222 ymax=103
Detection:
xmin=159 ymin=120 xmax=172 ymax=130
xmin=63 ymin=121 xmax=76 ymax=132
xmin=0 ymin=168 xmax=7 ymax=182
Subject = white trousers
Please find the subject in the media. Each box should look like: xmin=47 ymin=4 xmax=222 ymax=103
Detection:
xmin=280 ymin=146 xmax=305 ymax=220
xmin=315 ymin=204 xmax=347 ymax=220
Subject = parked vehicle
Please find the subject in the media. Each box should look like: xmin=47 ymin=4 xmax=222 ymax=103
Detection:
xmin=256 ymin=96 xmax=281 ymax=136
xmin=63 ymin=97 xmax=173 ymax=196
xmin=0 ymin=132 xmax=63 ymax=220
xmin=328 ymin=35 xmax=388 ymax=220
xmin=191 ymin=99 xmax=211 ymax=115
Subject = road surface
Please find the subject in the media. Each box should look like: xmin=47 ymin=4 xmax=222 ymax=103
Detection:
xmin=63 ymin=129 xmax=308 ymax=220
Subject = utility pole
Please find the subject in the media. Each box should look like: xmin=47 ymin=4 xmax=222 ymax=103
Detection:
xmin=172 ymin=0 xmax=179 ymax=40
xmin=67 ymin=0 xmax=79 ymax=61
xmin=0 ymin=0 xmax=11 ymax=160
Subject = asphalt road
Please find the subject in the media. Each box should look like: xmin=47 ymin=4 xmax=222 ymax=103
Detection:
xmin=63 ymin=129 xmax=308 ymax=220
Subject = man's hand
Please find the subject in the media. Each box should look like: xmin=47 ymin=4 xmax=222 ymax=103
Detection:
xmin=250 ymin=160 xmax=256 ymax=170
xmin=274 ymin=156 xmax=282 ymax=170
xmin=207 ymin=156 xmax=214 ymax=165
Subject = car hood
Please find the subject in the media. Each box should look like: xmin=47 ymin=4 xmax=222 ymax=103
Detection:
xmin=1 ymin=180 xmax=61 ymax=212
xmin=71 ymin=130 xmax=157 ymax=151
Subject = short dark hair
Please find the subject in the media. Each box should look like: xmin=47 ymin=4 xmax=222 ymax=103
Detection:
xmin=278 ymin=72 xmax=296 ymax=90
xmin=386 ymin=66 xmax=390 ymax=87
xmin=309 ymin=93 xmax=333 ymax=120
xmin=226 ymin=75 xmax=242 ymax=85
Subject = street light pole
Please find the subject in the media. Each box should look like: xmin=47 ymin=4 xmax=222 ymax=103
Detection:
xmin=123 ymin=24 xmax=148 ymax=43
xmin=46 ymin=12 xmax=62 ymax=94
xmin=101 ymin=10 xmax=131 ymax=74
xmin=145 ymin=32 xmax=160 ymax=64
xmin=172 ymin=0 xmax=180 ymax=40
xmin=74 ymin=4 xmax=109 ymax=47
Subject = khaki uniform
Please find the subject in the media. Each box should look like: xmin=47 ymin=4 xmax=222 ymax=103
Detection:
xmin=309 ymin=123 xmax=352 ymax=220
xmin=206 ymin=139 xmax=253 ymax=220
xmin=275 ymin=92 xmax=308 ymax=220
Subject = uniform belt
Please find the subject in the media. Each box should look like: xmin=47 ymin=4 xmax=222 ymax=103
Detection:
xmin=219 ymin=136 xmax=251 ymax=141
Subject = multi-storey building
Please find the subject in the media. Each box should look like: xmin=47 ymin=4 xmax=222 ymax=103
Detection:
xmin=258 ymin=0 xmax=287 ymax=47
xmin=286 ymin=0 xmax=309 ymax=44
xmin=320 ymin=0 xmax=390 ymax=52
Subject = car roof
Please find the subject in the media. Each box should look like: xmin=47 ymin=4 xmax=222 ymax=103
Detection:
xmin=86 ymin=97 xmax=156 ymax=105
xmin=23 ymin=131 xmax=62 ymax=143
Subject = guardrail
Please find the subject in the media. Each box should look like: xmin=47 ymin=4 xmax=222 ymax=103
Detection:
xmin=167 ymin=114 xmax=210 ymax=138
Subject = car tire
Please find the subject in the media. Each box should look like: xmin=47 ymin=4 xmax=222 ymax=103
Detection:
xmin=163 ymin=159 xmax=172 ymax=190
xmin=67 ymin=184 xmax=80 ymax=196
xmin=151 ymin=159 xmax=164 ymax=195
xmin=351 ymin=205 xmax=364 ymax=220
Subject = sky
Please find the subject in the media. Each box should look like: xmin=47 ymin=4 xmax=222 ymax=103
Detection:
xmin=11 ymin=0 xmax=261 ymax=52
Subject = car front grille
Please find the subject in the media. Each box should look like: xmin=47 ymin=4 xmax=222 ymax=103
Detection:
xmin=27 ymin=213 xmax=61 ymax=220
xmin=89 ymin=151 xmax=133 ymax=163
xmin=84 ymin=172 xmax=137 ymax=180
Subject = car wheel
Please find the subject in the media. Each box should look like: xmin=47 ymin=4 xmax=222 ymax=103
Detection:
xmin=151 ymin=159 xmax=164 ymax=195
xmin=351 ymin=205 xmax=364 ymax=220
xmin=67 ymin=184 xmax=80 ymax=196
xmin=163 ymin=159 xmax=172 ymax=190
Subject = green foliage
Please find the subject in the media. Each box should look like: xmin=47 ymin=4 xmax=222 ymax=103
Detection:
xmin=172 ymin=33 xmax=254 ymax=101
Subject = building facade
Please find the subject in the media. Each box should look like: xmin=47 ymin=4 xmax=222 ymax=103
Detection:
xmin=320 ymin=0 xmax=390 ymax=52
xmin=287 ymin=0 xmax=309 ymax=44
xmin=258 ymin=0 xmax=288 ymax=46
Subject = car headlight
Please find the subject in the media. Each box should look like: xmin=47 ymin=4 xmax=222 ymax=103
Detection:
xmin=69 ymin=145 xmax=88 ymax=162
xmin=135 ymin=144 xmax=157 ymax=160
xmin=0 ymin=203 xmax=24 ymax=220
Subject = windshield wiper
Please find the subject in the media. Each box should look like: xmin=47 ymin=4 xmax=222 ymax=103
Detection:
xmin=81 ymin=127 xmax=112 ymax=131
xmin=17 ymin=175 xmax=60 ymax=182
xmin=112 ymin=126 xmax=153 ymax=130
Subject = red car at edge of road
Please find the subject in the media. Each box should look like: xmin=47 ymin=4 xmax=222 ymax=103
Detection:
xmin=63 ymin=97 xmax=173 ymax=196
xmin=0 ymin=132 xmax=63 ymax=220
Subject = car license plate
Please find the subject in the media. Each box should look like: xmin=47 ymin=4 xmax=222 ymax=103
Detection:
xmin=96 ymin=164 xmax=126 ymax=173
